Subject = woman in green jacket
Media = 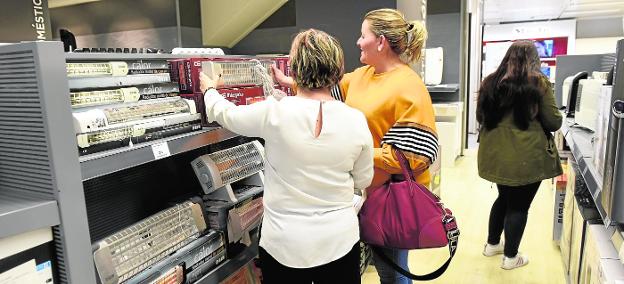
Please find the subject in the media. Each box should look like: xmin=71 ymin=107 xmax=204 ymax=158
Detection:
xmin=477 ymin=40 xmax=562 ymax=270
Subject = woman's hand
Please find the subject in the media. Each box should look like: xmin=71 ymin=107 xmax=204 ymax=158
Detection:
xmin=199 ymin=72 xmax=223 ymax=93
xmin=271 ymin=65 xmax=295 ymax=89
xmin=366 ymin=168 xmax=391 ymax=194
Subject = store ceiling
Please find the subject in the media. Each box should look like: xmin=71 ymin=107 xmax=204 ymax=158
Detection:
xmin=484 ymin=0 xmax=624 ymax=23
xmin=48 ymin=0 xmax=101 ymax=9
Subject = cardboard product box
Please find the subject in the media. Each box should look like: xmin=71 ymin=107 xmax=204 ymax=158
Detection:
xmin=569 ymin=193 xmax=602 ymax=284
xmin=185 ymin=86 xmax=265 ymax=127
xmin=180 ymin=92 xmax=209 ymax=127
xmin=219 ymin=86 xmax=265 ymax=106
xmin=561 ymin=161 xmax=578 ymax=271
xmin=0 ymin=228 xmax=57 ymax=284
xmin=593 ymin=258 xmax=624 ymax=284
xmin=221 ymin=261 xmax=261 ymax=284
xmin=168 ymin=59 xmax=190 ymax=93
xmin=273 ymin=56 xmax=294 ymax=96
xmin=581 ymin=225 xmax=620 ymax=284
xmin=553 ymin=172 xmax=568 ymax=242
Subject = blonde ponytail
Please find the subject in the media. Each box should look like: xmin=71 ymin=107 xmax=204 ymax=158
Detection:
xmin=364 ymin=8 xmax=428 ymax=63
xmin=404 ymin=20 xmax=427 ymax=63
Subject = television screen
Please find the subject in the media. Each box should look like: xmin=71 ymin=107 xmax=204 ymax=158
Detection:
xmin=534 ymin=39 xmax=554 ymax=58
xmin=540 ymin=66 xmax=551 ymax=77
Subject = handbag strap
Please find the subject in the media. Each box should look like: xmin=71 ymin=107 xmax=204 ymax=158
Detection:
xmin=371 ymin=215 xmax=460 ymax=281
xmin=394 ymin=149 xmax=416 ymax=182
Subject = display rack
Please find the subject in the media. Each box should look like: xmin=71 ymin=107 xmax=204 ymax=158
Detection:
xmin=80 ymin=127 xmax=237 ymax=180
xmin=0 ymin=190 xmax=59 ymax=239
xmin=426 ymin=83 xmax=460 ymax=93
xmin=0 ymin=41 xmax=261 ymax=283
xmin=560 ymin=118 xmax=610 ymax=225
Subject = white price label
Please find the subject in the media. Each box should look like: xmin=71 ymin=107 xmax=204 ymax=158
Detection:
xmin=151 ymin=142 xmax=171 ymax=160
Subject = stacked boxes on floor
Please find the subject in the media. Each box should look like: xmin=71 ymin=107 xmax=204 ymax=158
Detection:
xmin=560 ymin=160 xmax=602 ymax=283
xmin=580 ymin=225 xmax=624 ymax=283
xmin=553 ymin=159 xmax=568 ymax=243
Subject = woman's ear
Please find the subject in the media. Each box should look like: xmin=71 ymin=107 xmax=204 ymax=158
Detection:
xmin=377 ymin=35 xmax=385 ymax=52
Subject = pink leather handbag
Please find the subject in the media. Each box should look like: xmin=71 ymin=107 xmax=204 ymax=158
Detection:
xmin=359 ymin=149 xmax=459 ymax=280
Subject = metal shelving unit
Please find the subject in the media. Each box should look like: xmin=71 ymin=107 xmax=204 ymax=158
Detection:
xmin=560 ymin=118 xmax=609 ymax=224
xmin=0 ymin=190 xmax=59 ymax=239
xmin=0 ymin=42 xmax=256 ymax=283
xmin=65 ymin=52 xmax=256 ymax=61
xmin=426 ymin=83 xmax=460 ymax=93
xmin=79 ymin=127 xmax=237 ymax=180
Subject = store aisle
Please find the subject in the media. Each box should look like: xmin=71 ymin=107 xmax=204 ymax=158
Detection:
xmin=362 ymin=149 xmax=566 ymax=284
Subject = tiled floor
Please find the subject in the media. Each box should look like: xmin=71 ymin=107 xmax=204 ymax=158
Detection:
xmin=362 ymin=148 xmax=566 ymax=284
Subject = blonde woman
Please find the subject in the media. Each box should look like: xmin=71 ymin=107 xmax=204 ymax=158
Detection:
xmin=201 ymin=29 xmax=374 ymax=283
xmin=273 ymin=8 xmax=438 ymax=284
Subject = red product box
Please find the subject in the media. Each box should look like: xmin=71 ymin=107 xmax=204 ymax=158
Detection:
xmin=182 ymin=58 xmax=218 ymax=94
xmin=180 ymin=57 xmax=267 ymax=94
xmin=184 ymin=86 xmax=265 ymax=127
xmin=219 ymin=86 xmax=265 ymax=106
xmin=273 ymin=56 xmax=294 ymax=96
xmin=180 ymin=92 xmax=209 ymax=126
xmin=168 ymin=59 xmax=189 ymax=92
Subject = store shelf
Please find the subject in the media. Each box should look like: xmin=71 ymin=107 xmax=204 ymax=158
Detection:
xmin=65 ymin=53 xmax=257 ymax=61
xmin=79 ymin=127 xmax=238 ymax=180
xmin=561 ymin=118 xmax=609 ymax=223
xmin=0 ymin=190 xmax=59 ymax=239
xmin=427 ymin=84 xmax=459 ymax=93
xmin=195 ymin=235 xmax=259 ymax=283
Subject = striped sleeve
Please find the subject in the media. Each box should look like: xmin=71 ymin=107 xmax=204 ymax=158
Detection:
xmin=381 ymin=122 xmax=439 ymax=164
xmin=330 ymin=85 xmax=344 ymax=101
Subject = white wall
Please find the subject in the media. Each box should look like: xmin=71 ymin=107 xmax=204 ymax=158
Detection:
xmin=574 ymin=37 xmax=623 ymax=55
xmin=467 ymin=0 xmax=483 ymax=134
xmin=483 ymin=19 xmax=576 ymax=53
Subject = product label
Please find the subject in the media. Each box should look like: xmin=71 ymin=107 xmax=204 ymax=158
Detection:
xmin=152 ymin=142 xmax=171 ymax=160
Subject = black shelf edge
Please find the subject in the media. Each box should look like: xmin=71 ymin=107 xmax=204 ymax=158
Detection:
xmin=0 ymin=190 xmax=59 ymax=239
xmin=426 ymin=84 xmax=460 ymax=93
xmin=79 ymin=127 xmax=238 ymax=180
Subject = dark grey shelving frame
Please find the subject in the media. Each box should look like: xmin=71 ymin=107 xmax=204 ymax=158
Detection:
xmin=560 ymin=118 xmax=610 ymax=225
xmin=0 ymin=41 xmax=256 ymax=283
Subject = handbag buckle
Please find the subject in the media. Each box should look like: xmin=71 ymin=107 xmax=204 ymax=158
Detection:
xmin=447 ymin=228 xmax=460 ymax=241
xmin=443 ymin=214 xmax=458 ymax=231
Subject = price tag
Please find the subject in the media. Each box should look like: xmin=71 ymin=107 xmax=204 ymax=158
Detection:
xmin=151 ymin=142 xmax=171 ymax=160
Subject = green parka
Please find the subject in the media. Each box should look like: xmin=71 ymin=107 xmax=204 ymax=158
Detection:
xmin=477 ymin=84 xmax=563 ymax=186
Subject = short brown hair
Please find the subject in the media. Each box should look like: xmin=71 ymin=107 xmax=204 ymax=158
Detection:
xmin=364 ymin=8 xmax=427 ymax=63
xmin=289 ymin=29 xmax=344 ymax=90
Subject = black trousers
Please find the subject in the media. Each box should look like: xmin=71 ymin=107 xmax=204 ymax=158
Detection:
xmin=487 ymin=181 xmax=541 ymax=258
xmin=259 ymin=243 xmax=361 ymax=284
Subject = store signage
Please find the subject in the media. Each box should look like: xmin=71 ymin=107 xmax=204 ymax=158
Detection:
xmin=0 ymin=0 xmax=52 ymax=42
xmin=512 ymin=26 xmax=552 ymax=36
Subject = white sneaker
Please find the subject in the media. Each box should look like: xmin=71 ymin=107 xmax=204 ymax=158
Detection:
xmin=483 ymin=241 xmax=504 ymax=257
xmin=501 ymin=253 xmax=529 ymax=270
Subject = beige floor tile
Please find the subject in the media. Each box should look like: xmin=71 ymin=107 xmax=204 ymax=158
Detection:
xmin=362 ymin=149 xmax=566 ymax=284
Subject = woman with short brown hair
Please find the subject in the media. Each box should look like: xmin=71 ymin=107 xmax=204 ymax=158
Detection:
xmin=201 ymin=29 xmax=374 ymax=283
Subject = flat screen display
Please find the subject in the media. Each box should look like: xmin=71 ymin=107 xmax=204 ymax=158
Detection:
xmin=534 ymin=39 xmax=554 ymax=58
